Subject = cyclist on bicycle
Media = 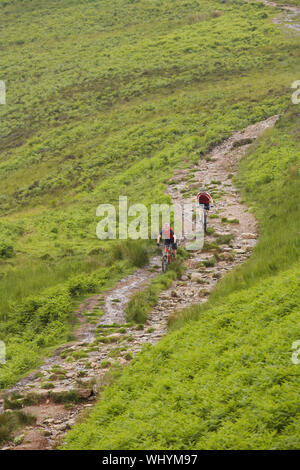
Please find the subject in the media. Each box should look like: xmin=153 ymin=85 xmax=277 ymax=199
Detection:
xmin=157 ymin=223 xmax=177 ymax=258
xmin=196 ymin=189 xmax=214 ymax=211
xmin=197 ymin=189 xmax=214 ymax=232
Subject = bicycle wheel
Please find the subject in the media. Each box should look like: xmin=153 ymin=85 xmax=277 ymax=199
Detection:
xmin=204 ymin=211 xmax=207 ymax=233
xmin=162 ymin=255 xmax=168 ymax=272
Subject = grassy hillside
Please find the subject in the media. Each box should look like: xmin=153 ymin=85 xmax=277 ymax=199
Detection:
xmin=63 ymin=267 xmax=300 ymax=450
xmin=170 ymin=107 xmax=300 ymax=328
xmin=0 ymin=0 xmax=299 ymax=405
xmin=63 ymin=107 xmax=300 ymax=450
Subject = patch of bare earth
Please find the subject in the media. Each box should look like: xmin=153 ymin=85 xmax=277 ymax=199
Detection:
xmin=0 ymin=116 xmax=278 ymax=450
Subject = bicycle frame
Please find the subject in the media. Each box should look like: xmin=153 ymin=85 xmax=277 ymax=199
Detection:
xmin=164 ymin=245 xmax=173 ymax=264
xmin=160 ymin=244 xmax=174 ymax=272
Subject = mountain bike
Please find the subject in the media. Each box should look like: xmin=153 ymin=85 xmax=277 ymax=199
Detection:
xmin=199 ymin=204 xmax=208 ymax=233
xmin=158 ymin=244 xmax=175 ymax=272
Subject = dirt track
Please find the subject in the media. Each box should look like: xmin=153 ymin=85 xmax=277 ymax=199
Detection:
xmin=1 ymin=0 xmax=299 ymax=452
xmin=0 ymin=115 xmax=279 ymax=450
xmin=256 ymin=0 xmax=300 ymax=32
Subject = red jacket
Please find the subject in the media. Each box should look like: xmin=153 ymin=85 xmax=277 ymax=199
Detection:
xmin=196 ymin=192 xmax=214 ymax=206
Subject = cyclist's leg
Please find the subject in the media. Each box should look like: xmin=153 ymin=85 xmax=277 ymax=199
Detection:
xmin=161 ymin=242 xmax=169 ymax=272
xmin=172 ymin=242 xmax=177 ymax=258
xmin=199 ymin=203 xmax=205 ymax=231
xmin=204 ymin=204 xmax=209 ymax=232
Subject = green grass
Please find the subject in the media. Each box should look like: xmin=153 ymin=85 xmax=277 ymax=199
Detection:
xmin=63 ymin=265 xmax=300 ymax=450
xmin=202 ymin=108 xmax=300 ymax=307
xmin=1 ymin=0 xmax=300 ymax=449
xmin=62 ymin=107 xmax=300 ymax=450
xmin=0 ymin=236 xmax=152 ymax=388
xmin=0 ymin=259 xmax=134 ymax=388
xmin=0 ymin=0 xmax=298 ymax=290
xmin=0 ymin=410 xmax=36 ymax=446
xmin=4 ymin=0 xmax=300 ymax=386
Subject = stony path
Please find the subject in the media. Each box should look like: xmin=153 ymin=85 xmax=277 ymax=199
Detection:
xmin=257 ymin=0 xmax=300 ymax=32
xmin=1 ymin=0 xmax=296 ymax=452
xmin=0 ymin=115 xmax=278 ymax=450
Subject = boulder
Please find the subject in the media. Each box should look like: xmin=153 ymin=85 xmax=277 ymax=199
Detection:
xmin=242 ymin=232 xmax=256 ymax=239
xmin=191 ymin=272 xmax=203 ymax=282
xmin=235 ymin=248 xmax=246 ymax=254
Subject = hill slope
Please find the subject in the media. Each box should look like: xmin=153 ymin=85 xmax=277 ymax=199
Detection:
xmin=63 ymin=103 xmax=300 ymax=449
xmin=62 ymin=2 xmax=300 ymax=450
xmin=0 ymin=0 xmax=300 ymax=450
xmin=1 ymin=0 xmax=299 ymax=388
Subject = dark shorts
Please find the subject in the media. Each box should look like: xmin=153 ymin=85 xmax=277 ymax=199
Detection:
xmin=164 ymin=240 xmax=177 ymax=250
xmin=199 ymin=203 xmax=210 ymax=211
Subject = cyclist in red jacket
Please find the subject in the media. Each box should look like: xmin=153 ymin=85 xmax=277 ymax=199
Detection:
xmin=157 ymin=223 xmax=177 ymax=258
xmin=196 ymin=190 xmax=214 ymax=233
xmin=196 ymin=189 xmax=214 ymax=211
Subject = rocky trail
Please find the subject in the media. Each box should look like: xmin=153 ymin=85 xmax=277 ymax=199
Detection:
xmin=0 ymin=0 xmax=298 ymax=454
xmin=258 ymin=0 xmax=300 ymax=31
xmin=0 ymin=115 xmax=279 ymax=450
